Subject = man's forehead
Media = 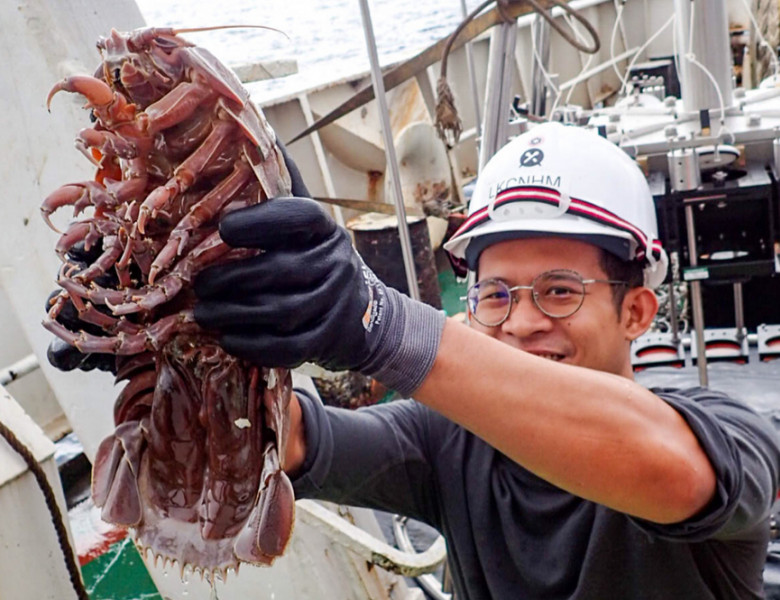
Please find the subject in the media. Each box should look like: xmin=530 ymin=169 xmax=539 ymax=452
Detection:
xmin=477 ymin=237 xmax=605 ymax=276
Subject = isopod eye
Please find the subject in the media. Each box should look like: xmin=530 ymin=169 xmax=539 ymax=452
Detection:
xmin=89 ymin=110 xmax=97 ymax=123
xmin=113 ymin=68 xmax=121 ymax=85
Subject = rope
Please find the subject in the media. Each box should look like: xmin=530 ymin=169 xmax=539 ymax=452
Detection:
xmin=0 ymin=418 xmax=90 ymax=600
xmin=435 ymin=0 xmax=601 ymax=146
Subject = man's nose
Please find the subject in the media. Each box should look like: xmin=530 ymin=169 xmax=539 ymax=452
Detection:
xmin=499 ymin=290 xmax=555 ymax=337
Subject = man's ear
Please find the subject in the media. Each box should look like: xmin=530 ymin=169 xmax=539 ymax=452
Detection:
xmin=621 ymin=286 xmax=659 ymax=341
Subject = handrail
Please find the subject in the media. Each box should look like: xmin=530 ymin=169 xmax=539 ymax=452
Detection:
xmin=0 ymin=354 xmax=40 ymax=386
xmin=296 ymin=500 xmax=447 ymax=578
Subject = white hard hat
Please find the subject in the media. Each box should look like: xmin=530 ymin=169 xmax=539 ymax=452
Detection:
xmin=444 ymin=122 xmax=668 ymax=288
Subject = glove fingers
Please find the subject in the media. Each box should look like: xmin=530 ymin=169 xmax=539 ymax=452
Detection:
xmin=66 ymin=239 xmax=103 ymax=264
xmin=220 ymin=330 xmax=307 ymax=368
xmin=194 ymin=232 xmax=343 ymax=299
xmin=47 ymin=339 xmax=114 ymax=372
xmin=218 ymin=316 xmax=342 ymax=368
xmin=277 ymin=139 xmax=310 ymax=198
xmin=196 ymin=263 xmax=354 ymax=332
xmin=219 ymin=197 xmax=336 ymax=250
xmin=217 ymin=293 xmax=358 ymax=368
xmin=47 ymin=339 xmax=89 ymax=372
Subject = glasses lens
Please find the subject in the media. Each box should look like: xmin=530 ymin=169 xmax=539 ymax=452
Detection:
xmin=468 ymin=279 xmax=511 ymax=326
xmin=533 ymin=271 xmax=586 ymax=317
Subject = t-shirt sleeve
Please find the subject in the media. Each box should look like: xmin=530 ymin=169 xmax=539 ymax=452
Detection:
xmin=630 ymin=387 xmax=780 ymax=542
xmin=290 ymin=390 xmax=440 ymax=524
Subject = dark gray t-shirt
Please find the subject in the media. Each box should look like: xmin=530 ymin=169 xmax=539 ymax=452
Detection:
xmin=292 ymin=387 xmax=780 ymax=599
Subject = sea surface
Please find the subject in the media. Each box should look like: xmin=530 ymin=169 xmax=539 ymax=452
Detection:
xmin=135 ymin=0 xmax=484 ymax=101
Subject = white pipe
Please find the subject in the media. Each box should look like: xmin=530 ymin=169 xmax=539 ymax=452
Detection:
xmin=0 ymin=354 xmax=40 ymax=386
xmin=297 ymin=500 xmax=447 ymax=576
xmin=560 ymin=47 xmax=640 ymax=91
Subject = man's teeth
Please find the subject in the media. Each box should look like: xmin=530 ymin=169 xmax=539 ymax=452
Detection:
xmin=537 ymin=354 xmax=563 ymax=361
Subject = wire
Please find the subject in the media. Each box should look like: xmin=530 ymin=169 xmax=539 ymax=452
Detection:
xmin=549 ymin=11 xmax=596 ymax=118
xmin=738 ymin=0 xmax=780 ymax=79
xmin=563 ymin=11 xmax=596 ymax=106
xmin=610 ymin=1 xmax=626 ymax=82
xmin=620 ymin=13 xmax=676 ymax=97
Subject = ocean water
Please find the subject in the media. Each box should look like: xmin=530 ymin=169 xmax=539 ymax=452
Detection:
xmin=135 ymin=0 xmax=483 ymax=100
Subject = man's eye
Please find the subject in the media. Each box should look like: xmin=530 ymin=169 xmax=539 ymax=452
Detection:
xmin=545 ymin=286 xmax=577 ymax=297
xmin=481 ymin=291 xmax=508 ymax=301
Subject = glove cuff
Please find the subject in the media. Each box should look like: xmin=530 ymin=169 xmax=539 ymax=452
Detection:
xmin=359 ymin=287 xmax=446 ymax=397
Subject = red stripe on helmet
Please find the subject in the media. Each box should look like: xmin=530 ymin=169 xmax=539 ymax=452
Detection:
xmin=448 ymin=186 xmax=664 ymax=261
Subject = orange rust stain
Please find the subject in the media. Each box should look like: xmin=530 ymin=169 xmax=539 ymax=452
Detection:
xmin=366 ymin=170 xmax=383 ymax=203
xmin=389 ymin=80 xmax=429 ymax=135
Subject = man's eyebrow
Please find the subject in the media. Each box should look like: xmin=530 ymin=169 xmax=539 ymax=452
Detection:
xmin=476 ymin=276 xmax=510 ymax=284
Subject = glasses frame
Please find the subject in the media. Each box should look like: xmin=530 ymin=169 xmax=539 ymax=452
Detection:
xmin=462 ymin=269 xmax=628 ymax=327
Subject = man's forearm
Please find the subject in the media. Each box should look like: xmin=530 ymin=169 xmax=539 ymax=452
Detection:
xmin=414 ymin=318 xmax=717 ymax=524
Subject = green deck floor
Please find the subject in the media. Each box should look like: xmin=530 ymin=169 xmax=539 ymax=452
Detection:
xmin=82 ymin=538 xmax=161 ymax=600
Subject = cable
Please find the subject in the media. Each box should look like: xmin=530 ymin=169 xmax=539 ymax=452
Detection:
xmin=549 ymin=10 xmax=596 ymax=118
xmin=619 ymin=13 xmax=676 ymax=97
xmin=0 ymin=418 xmax=90 ymax=600
xmin=610 ymin=1 xmax=627 ymax=82
xmin=563 ymin=11 xmax=596 ymax=106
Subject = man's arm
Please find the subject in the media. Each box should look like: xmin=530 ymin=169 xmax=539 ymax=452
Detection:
xmin=414 ymin=318 xmax=717 ymax=524
xmin=278 ymin=321 xmax=716 ymax=524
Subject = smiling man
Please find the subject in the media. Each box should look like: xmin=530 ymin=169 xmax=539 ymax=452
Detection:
xmin=193 ymin=122 xmax=780 ymax=599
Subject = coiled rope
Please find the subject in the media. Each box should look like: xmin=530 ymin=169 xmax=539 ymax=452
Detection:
xmin=0 ymin=418 xmax=90 ymax=600
xmin=435 ymin=0 xmax=601 ymax=147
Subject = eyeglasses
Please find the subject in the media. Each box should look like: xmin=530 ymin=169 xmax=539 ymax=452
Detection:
xmin=463 ymin=269 xmax=628 ymax=327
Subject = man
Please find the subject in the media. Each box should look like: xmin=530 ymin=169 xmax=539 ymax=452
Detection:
xmin=53 ymin=123 xmax=780 ymax=598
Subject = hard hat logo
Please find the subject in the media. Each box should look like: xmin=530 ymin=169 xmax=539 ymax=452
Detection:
xmin=519 ymin=148 xmax=544 ymax=167
xmin=488 ymin=174 xmax=562 ymax=200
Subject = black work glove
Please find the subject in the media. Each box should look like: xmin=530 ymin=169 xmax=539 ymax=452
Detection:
xmin=277 ymin=139 xmax=309 ymax=198
xmin=45 ymin=241 xmax=118 ymax=374
xmin=194 ymin=197 xmax=445 ymax=397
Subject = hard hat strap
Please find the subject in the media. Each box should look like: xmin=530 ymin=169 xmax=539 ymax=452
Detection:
xmin=450 ymin=185 xmax=664 ymax=264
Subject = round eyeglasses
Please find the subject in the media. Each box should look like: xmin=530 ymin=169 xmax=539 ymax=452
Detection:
xmin=463 ymin=269 xmax=628 ymax=327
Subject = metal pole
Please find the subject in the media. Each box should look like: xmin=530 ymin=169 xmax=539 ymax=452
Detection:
xmin=357 ymin=0 xmax=421 ymax=301
xmin=460 ymin=0 xmax=483 ymax=142
xmin=684 ymin=203 xmax=708 ymax=386
xmin=733 ymin=282 xmax=745 ymax=342
xmin=478 ymin=22 xmax=518 ymax=171
xmin=673 ymin=0 xmax=733 ymax=113
xmin=667 ymin=278 xmax=680 ymax=345
xmin=530 ymin=11 xmax=552 ymax=118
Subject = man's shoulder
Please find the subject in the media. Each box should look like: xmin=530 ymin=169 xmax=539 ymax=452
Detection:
xmin=650 ymin=385 xmax=775 ymax=428
xmin=652 ymin=386 xmax=731 ymax=400
xmin=651 ymin=386 xmax=756 ymax=411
